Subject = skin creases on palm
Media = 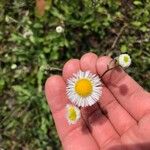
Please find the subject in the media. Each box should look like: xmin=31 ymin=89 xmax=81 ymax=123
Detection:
xmin=45 ymin=53 xmax=150 ymax=150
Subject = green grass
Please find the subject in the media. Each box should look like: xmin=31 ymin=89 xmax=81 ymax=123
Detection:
xmin=0 ymin=0 xmax=150 ymax=149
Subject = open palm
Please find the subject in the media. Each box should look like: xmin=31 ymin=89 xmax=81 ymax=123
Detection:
xmin=45 ymin=53 xmax=150 ymax=150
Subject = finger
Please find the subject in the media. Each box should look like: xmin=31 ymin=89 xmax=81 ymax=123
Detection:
xmin=81 ymin=105 xmax=122 ymax=149
xmin=45 ymin=75 xmax=99 ymax=150
xmin=96 ymin=56 xmax=150 ymax=121
xmin=80 ymin=53 xmax=122 ymax=148
xmin=80 ymin=52 xmax=97 ymax=74
xmin=63 ymin=59 xmax=80 ymax=81
xmin=100 ymin=86 xmax=137 ymax=135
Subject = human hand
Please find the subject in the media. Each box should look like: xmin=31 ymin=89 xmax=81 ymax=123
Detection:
xmin=45 ymin=53 xmax=150 ymax=150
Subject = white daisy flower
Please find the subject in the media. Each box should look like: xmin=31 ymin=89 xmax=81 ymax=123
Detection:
xmin=66 ymin=104 xmax=80 ymax=125
xmin=118 ymin=54 xmax=131 ymax=68
xmin=56 ymin=26 xmax=64 ymax=33
xmin=11 ymin=64 xmax=17 ymax=69
xmin=66 ymin=70 xmax=102 ymax=107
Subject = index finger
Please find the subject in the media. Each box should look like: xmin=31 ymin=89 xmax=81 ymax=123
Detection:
xmin=96 ymin=56 xmax=150 ymax=121
xmin=45 ymin=75 xmax=99 ymax=150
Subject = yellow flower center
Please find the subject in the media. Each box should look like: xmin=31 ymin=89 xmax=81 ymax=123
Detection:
xmin=124 ymin=56 xmax=129 ymax=63
xmin=68 ymin=107 xmax=77 ymax=121
xmin=75 ymin=79 xmax=93 ymax=97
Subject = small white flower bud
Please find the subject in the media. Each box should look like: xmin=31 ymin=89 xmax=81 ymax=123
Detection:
xmin=11 ymin=64 xmax=17 ymax=69
xmin=118 ymin=54 xmax=131 ymax=68
xmin=56 ymin=26 xmax=64 ymax=33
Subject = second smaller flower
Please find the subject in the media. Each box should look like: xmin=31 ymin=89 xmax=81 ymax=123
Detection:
xmin=66 ymin=104 xmax=80 ymax=125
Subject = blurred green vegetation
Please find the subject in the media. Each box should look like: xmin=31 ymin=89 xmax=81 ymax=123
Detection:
xmin=0 ymin=0 xmax=150 ymax=149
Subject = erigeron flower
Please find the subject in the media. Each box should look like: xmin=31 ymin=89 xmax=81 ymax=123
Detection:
xmin=56 ymin=26 xmax=64 ymax=33
xmin=66 ymin=104 xmax=80 ymax=125
xmin=11 ymin=64 xmax=17 ymax=69
xmin=118 ymin=54 xmax=131 ymax=68
xmin=66 ymin=70 xmax=102 ymax=107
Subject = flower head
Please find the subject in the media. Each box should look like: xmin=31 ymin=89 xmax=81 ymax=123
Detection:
xmin=11 ymin=64 xmax=17 ymax=69
xmin=118 ymin=54 xmax=131 ymax=68
xmin=66 ymin=104 xmax=80 ymax=125
xmin=56 ymin=26 xmax=64 ymax=33
xmin=66 ymin=70 xmax=102 ymax=107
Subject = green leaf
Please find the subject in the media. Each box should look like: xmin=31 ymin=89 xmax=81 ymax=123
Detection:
xmin=0 ymin=79 xmax=5 ymax=92
xmin=51 ymin=8 xmax=65 ymax=20
xmin=37 ymin=66 xmax=44 ymax=93
xmin=120 ymin=45 xmax=127 ymax=53
xmin=133 ymin=1 xmax=142 ymax=5
xmin=131 ymin=21 xmax=142 ymax=27
xmin=12 ymin=85 xmax=31 ymax=97
xmin=45 ymin=0 xmax=52 ymax=10
xmin=29 ymin=36 xmax=36 ymax=44
xmin=140 ymin=26 xmax=148 ymax=32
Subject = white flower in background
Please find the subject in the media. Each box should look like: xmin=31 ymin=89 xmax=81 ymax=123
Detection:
xmin=56 ymin=26 xmax=64 ymax=33
xmin=66 ymin=70 xmax=102 ymax=107
xmin=66 ymin=104 xmax=80 ymax=125
xmin=11 ymin=64 xmax=17 ymax=69
xmin=118 ymin=54 xmax=131 ymax=68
